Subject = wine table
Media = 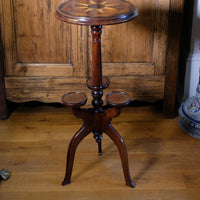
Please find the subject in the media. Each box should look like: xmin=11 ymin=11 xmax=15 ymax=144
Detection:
xmin=56 ymin=0 xmax=138 ymax=187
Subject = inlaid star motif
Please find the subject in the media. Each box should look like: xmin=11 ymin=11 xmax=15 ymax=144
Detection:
xmin=74 ymin=0 xmax=118 ymax=14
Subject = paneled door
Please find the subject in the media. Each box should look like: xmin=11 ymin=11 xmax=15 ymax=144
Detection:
xmin=1 ymin=0 xmax=88 ymax=102
xmin=0 ymin=0 xmax=183 ymax=115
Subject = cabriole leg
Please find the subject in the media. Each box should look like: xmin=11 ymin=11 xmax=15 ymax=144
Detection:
xmin=103 ymin=123 xmax=135 ymax=187
xmin=62 ymin=124 xmax=91 ymax=185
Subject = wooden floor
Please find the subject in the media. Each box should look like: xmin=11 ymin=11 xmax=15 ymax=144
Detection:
xmin=0 ymin=102 xmax=200 ymax=200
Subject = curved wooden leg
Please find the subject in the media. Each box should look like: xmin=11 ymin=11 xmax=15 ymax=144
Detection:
xmin=62 ymin=124 xmax=91 ymax=185
xmin=104 ymin=123 xmax=135 ymax=188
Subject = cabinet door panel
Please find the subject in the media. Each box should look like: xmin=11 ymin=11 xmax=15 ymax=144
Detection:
xmin=15 ymin=0 xmax=71 ymax=64
xmin=1 ymin=0 xmax=87 ymax=78
xmin=102 ymin=19 xmax=153 ymax=63
xmin=101 ymin=0 xmax=169 ymax=76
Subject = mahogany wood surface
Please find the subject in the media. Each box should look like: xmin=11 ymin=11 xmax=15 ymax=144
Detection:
xmin=62 ymin=108 xmax=135 ymax=187
xmin=106 ymin=91 xmax=131 ymax=107
xmin=62 ymin=92 xmax=87 ymax=107
xmin=61 ymin=24 xmax=135 ymax=187
xmin=57 ymin=0 xmax=137 ymax=187
xmin=86 ymin=76 xmax=110 ymax=90
xmin=56 ymin=0 xmax=138 ymax=25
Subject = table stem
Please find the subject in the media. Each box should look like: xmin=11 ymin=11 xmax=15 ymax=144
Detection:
xmin=91 ymin=25 xmax=103 ymax=112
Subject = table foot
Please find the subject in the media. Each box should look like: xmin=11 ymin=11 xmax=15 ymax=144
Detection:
xmin=127 ymin=180 xmax=135 ymax=188
xmin=62 ymin=180 xmax=71 ymax=186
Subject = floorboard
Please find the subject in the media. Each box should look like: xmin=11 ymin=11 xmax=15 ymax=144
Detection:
xmin=0 ymin=103 xmax=200 ymax=200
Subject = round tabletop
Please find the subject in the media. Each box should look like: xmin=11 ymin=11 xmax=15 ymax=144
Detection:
xmin=56 ymin=0 xmax=138 ymax=25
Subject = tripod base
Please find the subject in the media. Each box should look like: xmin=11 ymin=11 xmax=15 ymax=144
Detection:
xmin=62 ymin=107 xmax=135 ymax=187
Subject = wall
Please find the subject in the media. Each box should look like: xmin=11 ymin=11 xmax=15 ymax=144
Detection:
xmin=184 ymin=0 xmax=200 ymax=98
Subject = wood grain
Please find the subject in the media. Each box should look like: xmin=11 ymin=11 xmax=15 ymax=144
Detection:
xmin=71 ymin=25 xmax=88 ymax=77
xmin=0 ymin=104 xmax=200 ymax=199
xmin=102 ymin=63 xmax=155 ymax=76
xmin=55 ymin=0 xmax=138 ymax=25
xmin=0 ymin=0 xmax=185 ymax=118
xmin=14 ymin=63 xmax=73 ymax=77
xmin=0 ymin=30 xmax=7 ymax=119
xmin=153 ymin=0 xmax=170 ymax=75
xmin=163 ymin=0 xmax=185 ymax=117
xmin=0 ymin=0 xmax=88 ymax=77
xmin=0 ymin=0 xmax=16 ymax=75
xmin=14 ymin=0 xmax=71 ymax=63
xmin=101 ymin=4 xmax=151 ymax=63
xmin=5 ymin=75 xmax=165 ymax=103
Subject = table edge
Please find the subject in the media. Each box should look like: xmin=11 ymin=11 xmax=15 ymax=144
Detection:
xmin=55 ymin=8 xmax=138 ymax=26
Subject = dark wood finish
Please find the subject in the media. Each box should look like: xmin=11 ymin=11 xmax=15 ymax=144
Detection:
xmin=55 ymin=0 xmax=138 ymax=25
xmin=86 ymin=76 xmax=110 ymax=90
xmin=0 ymin=30 xmax=7 ymax=119
xmin=163 ymin=0 xmax=185 ymax=117
xmin=62 ymin=92 xmax=87 ymax=108
xmin=62 ymin=25 xmax=134 ymax=188
xmin=62 ymin=107 xmax=135 ymax=188
xmin=91 ymin=25 xmax=104 ymax=112
xmin=62 ymin=123 xmax=91 ymax=185
xmin=58 ymin=0 xmax=137 ymax=187
xmin=106 ymin=91 xmax=131 ymax=107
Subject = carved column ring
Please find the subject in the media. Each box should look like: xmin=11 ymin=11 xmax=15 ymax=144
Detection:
xmin=87 ymin=77 xmax=110 ymax=90
xmin=91 ymin=25 xmax=102 ymax=43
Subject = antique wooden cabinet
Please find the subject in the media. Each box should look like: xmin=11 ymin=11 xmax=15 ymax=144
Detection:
xmin=0 ymin=0 xmax=185 ymax=117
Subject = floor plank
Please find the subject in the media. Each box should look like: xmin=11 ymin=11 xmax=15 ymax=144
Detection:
xmin=0 ymin=103 xmax=200 ymax=199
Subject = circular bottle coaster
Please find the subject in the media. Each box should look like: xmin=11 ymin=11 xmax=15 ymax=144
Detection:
xmin=106 ymin=91 xmax=131 ymax=107
xmin=62 ymin=92 xmax=87 ymax=107
xmin=86 ymin=76 xmax=110 ymax=90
